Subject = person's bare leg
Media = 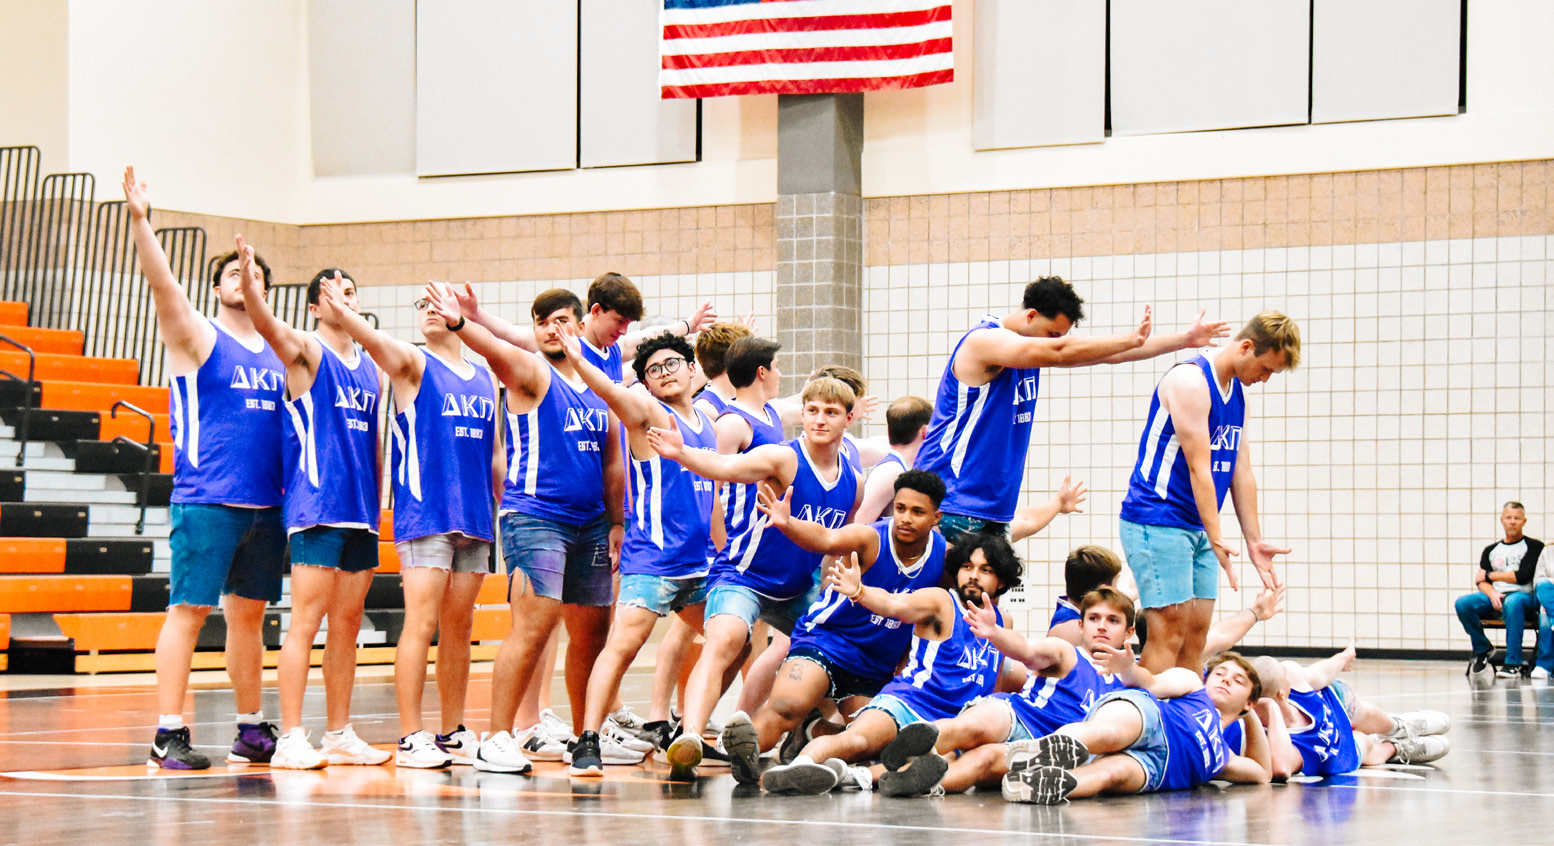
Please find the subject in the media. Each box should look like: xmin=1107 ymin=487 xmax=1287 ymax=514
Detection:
xmin=934 ymin=704 xmax=1013 ymax=754
xmin=222 ymin=596 xmax=269 ymax=716
xmin=1139 ymin=604 xmax=1190 ymax=673
xmin=562 ymin=604 xmax=612 ymax=735
xmin=434 ymin=571 xmax=486 ymax=730
xmin=488 ymin=589 xmax=563 ymax=734
xmin=737 ymin=629 xmax=789 ymax=715
xmin=155 ymin=604 xmax=212 ymax=717
xmin=1065 ymin=754 xmax=1149 ymax=799
xmin=518 ymin=627 xmax=561 ymax=729
xmin=1175 ymin=598 xmax=1216 ymax=674
xmin=1055 ymin=700 xmax=1145 ymax=755
xmin=582 ymin=605 xmax=660 ymax=733
xmin=653 ymin=615 xmax=697 ymax=722
xmin=752 ymin=657 xmax=832 ymax=751
xmin=680 ymin=614 xmax=751 ymax=737
xmin=322 ymin=569 xmax=374 ymax=731
xmin=941 ymin=742 xmax=1009 ymax=793
xmin=279 ymin=565 xmax=335 ymax=731
xmin=396 ymin=567 xmax=448 ymax=736
xmin=799 ymin=709 xmax=899 ymax=764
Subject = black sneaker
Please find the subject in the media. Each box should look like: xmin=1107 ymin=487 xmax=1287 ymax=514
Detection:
xmin=228 ymin=721 xmax=280 ymax=764
xmin=642 ymin=720 xmax=677 ymax=753
xmin=721 ymin=712 xmax=761 ymax=785
xmin=149 ymin=727 xmax=211 ymax=770
xmin=1467 ymin=653 xmax=1490 ymax=676
xmin=568 ymin=731 xmax=604 ymax=776
xmin=1496 ymin=662 xmax=1534 ymax=679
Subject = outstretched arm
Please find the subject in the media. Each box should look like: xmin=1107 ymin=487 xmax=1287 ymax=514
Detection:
xmin=1203 ymin=585 xmax=1285 ymax=657
xmin=1081 ymin=308 xmax=1229 ymax=366
xmin=620 ymin=300 xmax=716 ymax=360
xmin=425 ymin=283 xmax=546 ymax=397
xmin=1095 ymin=643 xmax=1203 ymax=698
xmin=236 ymin=236 xmax=316 ymax=383
xmin=454 ymin=282 xmax=538 ymax=351
xmin=648 ymin=421 xmax=793 ymax=485
xmin=964 ymin=594 xmax=1072 ymax=673
xmin=755 ymin=482 xmax=880 ymax=560
xmin=1009 ymin=475 xmax=1088 ymax=542
xmin=317 ymin=274 xmax=423 ymax=397
xmin=962 ymin=306 xmax=1151 ymax=371
xmin=121 ymin=167 xmax=213 ymax=372
xmin=557 ymin=323 xmax=659 ymax=430
xmin=824 ymin=554 xmax=953 ymax=626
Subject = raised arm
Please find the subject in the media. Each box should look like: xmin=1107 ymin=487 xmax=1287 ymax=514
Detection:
xmin=424 ymin=283 xmax=547 ymax=398
xmin=962 ymin=306 xmax=1151 ymax=371
xmin=1009 ymin=475 xmax=1088 ymax=542
xmin=824 ymin=554 xmax=955 ymax=627
xmin=964 ymin=593 xmax=1073 ymax=673
xmin=755 ymin=482 xmax=880 ymax=560
xmin=1287 ymin=640 xmax=1356 ymax=693
xmin=619 ymin=300 xmax=716 ymax=361
xmin=317 ymin=274 xmax=423 ymax=394
xmin=454 ymin=282 xmax=537 ymax=351
xmin=1203 ymin=585 xmax=1285 ymax=657
xmin=236 ymin=236 xmax=316 ymax=383
xmin=602 ymin=413 xmax=626 ymax=566
xmin=1085 ymin=308 xmax=1230 ymax=365
xmin=121 ymin=168 xmax=213 ymax=372
xmin=556 ymin=323 xmax=659 ymax=430
xmin=648 ymin=421 xmax=794 ymax=485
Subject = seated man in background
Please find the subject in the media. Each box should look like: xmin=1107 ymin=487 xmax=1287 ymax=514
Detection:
xmin=1454 ymin=502 xmax=1545 ymax=681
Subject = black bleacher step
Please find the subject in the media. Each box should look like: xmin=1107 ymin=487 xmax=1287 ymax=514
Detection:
xmin=0 ymin=380 xmax=41 ymax=409
xmin=0 ymin=470 xmax=21 ymax=502
xmin=364 ymin=608 xmax=407 ymax=646
xmin=0 ymin=503 xmax=89 ymax=538
xmin=364 ymin=573 xmax=404 ymax=609
xmin=8 ymin=610 xmax=286 ymax=653
xmin=64 ymin=439 xmax=163 ymax=474
xmin=0 ymin=408 xmax=100 ymax=442
xmin=64 ymin=538 xmax=155 ymax=575
xmin=195 ymin=610 xmax=285 ymax=649
xmin=123 ymin=472 xmax=172 ymax=507
xmin=129 ymin=575 xmax=171 ymax=612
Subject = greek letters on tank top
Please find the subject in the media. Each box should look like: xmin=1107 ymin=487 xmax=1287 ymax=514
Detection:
xmin=717 ymin=400 xmax=786 ymax=540
xmin=390 ymin=349 xmax=498 ymax=543
xmin=501 ymin=362 xmax=610 ymax=526
xmin=619 ymin=403 xmax=716 ymax=578
xmin=875 ymin=589 xmax=1005 ymax=721
xmin=282 ymin=339 xmax=381 ymax=532
xmin=1120 ymin=354 xmax=1246 ymax=531
xmin=1005 ymin=645 xmax=1121 ymax=736
xmin=789 ymin=521 xmax=947 ymax=678
xmin=169 ymin=318 xmax=285 ymax=507
xmin=713 ymin=436 xmax=859 ymax=599
xmin=1154 ymin=689 xmax=1232 ymax=790
xmin=914 ymin=315 xmax=1040 ymax=523
xmin=1286 ymin=686 xmax=1361 ymax=775
xmin=579 ymin=338 xmax=624 ymax=384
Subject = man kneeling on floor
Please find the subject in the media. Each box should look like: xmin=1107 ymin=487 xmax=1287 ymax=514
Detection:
xmin=759 ymin=533 xmax=1028 ymax=794
xmin=1248 ymin=646 xmax=1450 ymax=777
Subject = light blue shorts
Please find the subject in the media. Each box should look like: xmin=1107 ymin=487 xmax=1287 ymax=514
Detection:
xmin=1088 ymin=688 xmax=1167 ymax=793
xmin=961 ymin=694 xmax=1036 ymax=743
xmin=618 ymin=573 xmax=707 ymax=617
xmin=1120 ymin=518 xmax=1218 ymax=608
xmin=859 ymin=693 xmax=929 ymax=731
xmin=704 ymin=579 xmax=823 ymax=636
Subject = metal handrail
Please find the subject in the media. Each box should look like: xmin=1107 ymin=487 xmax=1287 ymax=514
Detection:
xmin=0 ymin=334 xmax=36 ymax=467
xmin=109 ymin=400 xmax=155 ymax=534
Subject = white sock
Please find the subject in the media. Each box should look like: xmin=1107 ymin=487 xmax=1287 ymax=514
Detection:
xmin=236 ymin=711 xmax=262 ymax=726
xmin=325 ymin=725 xmax=349 ymax=739
xmin=158 ymin=714 xmax=184 ymax=730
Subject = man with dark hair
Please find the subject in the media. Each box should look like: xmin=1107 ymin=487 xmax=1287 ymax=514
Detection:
xmin=855 ymin=396 xmax=933 ymax=522
xmin=756 ymin=533 xmax=1027 ymax=794
xmin=124 ymin=169 xmax=287 ymax=771
xmin=1043 ymin=545 xmax=1123 ymax=644
xmin=1456 ymin=501 xmax=1546 ymax=681
xmin=425 ymin=284 xmax=625 ymax=774
xmin=719 ymin=469 xmax=951 ymax=785
xmin=917 ymin=276 xmax=1227 ymax=543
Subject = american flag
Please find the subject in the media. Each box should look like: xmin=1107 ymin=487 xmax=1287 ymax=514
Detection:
xmin=659 ymin=0 xmax=954 ymax=99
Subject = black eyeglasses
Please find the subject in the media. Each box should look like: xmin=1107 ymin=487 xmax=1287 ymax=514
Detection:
xmin=645 ymin=356 xmax=685 ymax=379
xmin=414 ymin=298 xmax=431 ymax=311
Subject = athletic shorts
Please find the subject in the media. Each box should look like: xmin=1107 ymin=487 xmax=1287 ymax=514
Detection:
xmin=168 ymin=503 xmax=285 ymax=607
xmin=1327 ymin=679 xmax=1359 ymax=721
xmin=397 ymin=533 xmax=492 ymax=574
xmin=1088 ymin=688 xmax=1168 ymax=793
xmin=289 ymin=525 xmax=379 ymax=573
xmin=1119 ymin=518 xmax=1218 ymax=608
xmin=500 ymin=511 xmax=612 ymax=606
xmin=704 ymin=579 xmax=823 ymax=636
xmin=785 ymin=644 xmax=893 ymax=700
xmin=618 ymin=573 xmax=707 ymax=616
xmin=859 ymin=693 xmax=929 ymax=731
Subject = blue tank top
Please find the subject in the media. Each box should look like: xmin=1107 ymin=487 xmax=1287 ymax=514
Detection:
xmin=695 ymin=385 xmax=734 ymax=417
xmin=501 ymin=363 xmax=611 ymax=526
xmin=841 ymin=434 xmax=863 ymax=473
xmin=874 ymin=450 xmax=908 ymax=474
xmin=1119 ymin=355 xmax=1246 ymax=531
xmin=390 ymin=350 xmax=498 ymax=543
xmin=282 ymin=340 xmax=381 ymax=532
xmin=579 ymin=338 xmax=624 ymax=384
xmin=713 ymin=436 xmax=858 ymax=599
xmin=789 ymin=520 xmax=947 ymax=678
xmin=619 ymin=403 xmax=716 ymax=578
xmin=876 ymin=589 xmax=1005 ymax=721
xmin=914 ymin=315 xmax=1040 ymax=523
xmin=169 ymin=318 xmax=285 ymax=507
xmin=1048 ymin=596 xmax=1081 ymax=630
xmin=716 ymin=401 xmax=786 ymax=541
xmin=1222 ymin=717 xmax=1245 ymax=756
xmin=1287 ymin=686 xmax=1361 ymax=776
xmin=1004 ymin=645 xmax=1121 ymax=736
xmin=1154 ymin=689 xmax=1232 ymax=790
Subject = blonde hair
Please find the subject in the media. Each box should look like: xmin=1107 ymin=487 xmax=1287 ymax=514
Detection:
xmin=800 ymin=376 xmax=856 ymax=413
xmin=1235 ymin=311 xmax=1301 ymax=370
xmin=694 ymin=322 xmax=754 ymax=378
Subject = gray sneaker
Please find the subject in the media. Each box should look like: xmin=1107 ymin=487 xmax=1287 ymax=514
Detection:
xmin=1387 ymin=710 xmax=1450 ymax=739
xmin=722 ymin=711 xmax=761 ymax=785
xmin=1002 ymin=765 xmax=1078 ymax=804
xmin=879 ymin=750 xmax=949 ymax=797
xmin=1385 ymin=733 xmax=1450 ymax=764
xmin=881 ymin=721 xmax=939 ymax=772
xmin=1007 ymin=733 xmax=1089 ymax=773
xmin=761 ymin=757 xmax=839 ymax=794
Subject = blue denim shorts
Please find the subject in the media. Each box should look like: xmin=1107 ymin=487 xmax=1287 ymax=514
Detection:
xmin=500 ymin=511 xmax=613 ymax=606
xmin=1089 ymin=688 xmax=1167 ymax=792
xmin=289 ymin=525 xmax=379 ymax=573
xmin=1120 ymin=518 xmax=1219 ymax=608
xmin=618 ymin=573 xmax=707 ymax=616
xmin=859 ymin=693 xmax=928 ymax=731
xmin=961 ymin=693 xmax=1035 ymax=743
xmin=169 ymin=504 xmax=285 ymax=607
xmin=938 ymin=513 xmax=1010 ymax=546
xmin=704 ymin=579 xmax=823 ymax=636
xmin=785 ymin=644 xmax=893 ymax=700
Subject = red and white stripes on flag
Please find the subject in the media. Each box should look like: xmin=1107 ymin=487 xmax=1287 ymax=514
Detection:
xmin=659 ymin=0 xmax=954 ymax=99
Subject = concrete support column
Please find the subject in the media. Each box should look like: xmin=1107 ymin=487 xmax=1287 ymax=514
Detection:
xmin=775 ymin=93 xmax=864 ymax=397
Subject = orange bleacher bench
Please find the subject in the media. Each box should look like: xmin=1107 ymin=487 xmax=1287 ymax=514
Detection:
xmin=0 ymin=326 xmax=83 ymax=356
xmin=0 ymin=575 xmax=133 ymax=613
xmin=40 ymin=381 xmax=169 ymax=414
xmin=0 ymin=351 xmax=139 ymax=385
xmin=0 ymin=539 xmax=68 ymax=573
xmin=98 ymin=413 xmax=170 ymax=444
xmin=0 ymin=302 xmax=26 ymax=325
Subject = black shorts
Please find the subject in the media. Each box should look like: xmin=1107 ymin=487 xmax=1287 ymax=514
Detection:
xmin=785 ymin=644 xmax=893 ymax=700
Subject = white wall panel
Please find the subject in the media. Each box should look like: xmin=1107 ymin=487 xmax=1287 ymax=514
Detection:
xmin=580 ymin=0 xmax=697 ymax=168
xmin=416 ymin=0 xmax=578 ymax=177
xmin=973 ymin=0 xmax=1105 ymax=150
xmin=309 ymin=0 xmax=416 ymax=177
xmin=1110 ymin=0 xmax=1310 ymax=136
xmin=1312 ymin=0 xmax=1460 ymax=124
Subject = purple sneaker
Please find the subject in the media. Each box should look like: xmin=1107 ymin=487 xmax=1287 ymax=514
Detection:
xmin=227 ymin=721 xmax=280 ymax=764
xmin=148 ymin=727 xmax=210 ymax=770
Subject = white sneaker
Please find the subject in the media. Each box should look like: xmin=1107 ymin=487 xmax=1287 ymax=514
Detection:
xmin=702 ymin=717 xmax=724 ymax=740
xmin=322 ymin=725 xmax=391 ymax=765
xmin=825 ymin=757 xmax=874 ymax=791
xmin=436 ymin=725 xmax=480 ymax=765
xmin=602 ymin=718 xmax=655 ymax=754
xmin=518 ymin=710 xmax=573 ymax=762
xmin=396 ymin=731 xmax=453 ymax=769
xmin=271 ymin=728 xmax=327 ymax=770
xmin=609 ymin=705 xmax=650 ymax=739
xmin=1531 ymin=666 xmax=1551 ymax=681
xmin=1385 ymin=733 xmax=1451 ymax=764
xmin=1387 ymin=710 xmax=1451 ymax=739
xmin=474 ymin=730 xmax=533 ymax=774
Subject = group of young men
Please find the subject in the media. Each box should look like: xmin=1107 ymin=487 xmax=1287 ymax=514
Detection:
xmin=133 ymin=163 xmax=1451 ymax=803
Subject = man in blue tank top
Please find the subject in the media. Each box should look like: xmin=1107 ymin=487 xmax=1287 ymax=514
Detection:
xmin=758 ymin=534 xmax=1028 ymax=794
xmin=853 ymin=396 xmax=933 ymax=523
xmin=241 ymin=262 xmax=390 ymax=770
xmin=1119 ymin=312 xmax=1302 ymax=675
xmin=646 ymin=377 xmax=862 ymax=773
xmin=124 ymin=170 xmax=287 ymax=771
xmin=875 ymin=586 xmax=1135 ymax=796
xmin=425 ymin=285 xmax=626 ymax=773
xmin=718 ymin=469 xmax=949 ymax=785
xmin=1250 ymin=646 xmax=1451 ymax=777
xmin=315 ymin=282 xmax=502 ymax=770
xmin=916 ymin=277 xmax=1229 ymax=543
xmin=692 ymin=321 xmax=754 ymax=420
xmin=555 ymin=328 xmax=716 ymax=775
xmin=1002 ymin=651 xmax=1274 ymax=803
